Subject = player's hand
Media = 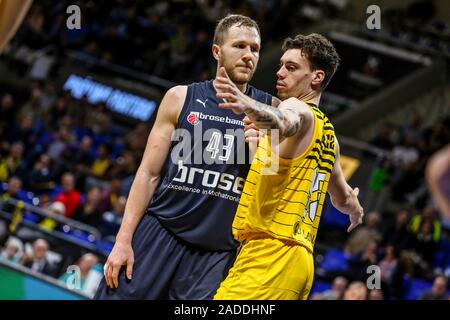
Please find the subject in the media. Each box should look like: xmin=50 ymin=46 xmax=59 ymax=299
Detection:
xmin=243 ymin=116 xmax=261 ymax=144
xmin=331 ymin=187 xmax=364 ymax=233
xmin=103 ymin=240 xmax=134 ymax=289
xmin=215 ymin=67 xmax=247 ymax=114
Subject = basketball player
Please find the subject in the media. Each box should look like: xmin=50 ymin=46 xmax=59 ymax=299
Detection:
xmin=213 ymin=33 xmax=364 ymax=300
xmin=94 ymin=15 xmax=276 ymax=300
xmin=426 ymin=144 xmax=450 ymax=219
xmin=0 ymin=0 xmax=33 ymax=53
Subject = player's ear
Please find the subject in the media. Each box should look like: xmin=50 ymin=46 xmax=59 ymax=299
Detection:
xmin=212 ymin=44 xmax=220 ymax=61
xmin=311 ymin=69 xmax=325 ymax=88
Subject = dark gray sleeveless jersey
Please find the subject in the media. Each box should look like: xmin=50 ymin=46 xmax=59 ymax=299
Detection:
xmin=148 ymin=80 xmax=272 ymax=251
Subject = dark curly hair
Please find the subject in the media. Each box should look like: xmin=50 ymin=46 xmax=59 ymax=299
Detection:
xmin=282 ymin=33 xmax=340 ymax=90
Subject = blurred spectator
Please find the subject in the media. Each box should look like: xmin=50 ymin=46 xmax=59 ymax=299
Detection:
xmin=381 ymin=209 xmax=413 ymax=252
xmin=72 ymin=186 xmax=102 ymax=227
xmin=54 ymin=172 xmax=82 ymax=218
xmin=20 ymin=238 xmax=58 ymax=277
xmin=73 ymin=135 xmax=95 ymax=188
xmin=9 ymin=115 xmax=38 ymax=151
xmin=312 ymin=276 xmax=348 ymax=300
xmin=19 ymin=87 xmax=45 ymax=125
xmin=343 ymin=281 xmax=368 ymax=300
xmin=40 ymin=82 xmax=58 ymax=112
xmin=421 ymin=276 xmax=449 ymax=300
xmin=90 ymin=144 xmax=112 ymax=180
xmin=109 ymin=150 xmax=136 ymax=181
xmin=46 ymin=125 xmax=76 ymax=163
xmin=370 ymin=121 xmax=394 ymax=151
xmin=84 ymin=103 xmax=111 ymax=136
xmin=344 ymin=211 xmax=382 ymax=255
xmin=0 ymin=142 xmax=27 ymax=183
xmin=369 ymin=289 xmax=384 ymax=300
xmin=0 ymin=93 xmax=16 ymax=130
xmin=391 ymin=133 xmax=420 ymax=169
xmin=125 ymin=122 xmax=149 ymax=159
xmin=48 ymin=97 xmax=69 ymax=130
xmin=99 ymin=178 xmax=123 ymax=213
xmin=409 ymin=206 xmax=441 ymax=243
xmin=38 ymin=201 xmax=66 ymax=232
xmin=99 ymin=196 xmax=126 ymax=239
xmin=58 ymin=253 xmax=99 ymax=292
xmin=0 ymin=237 xmax=23 ymax=264
xmin=28 ymin=153 xmax=56 ymax=194
xmin=379 ymin=245 xmax=398 ymax=285
xmin=1 ymin=176 xmax=25 ymax=203
xmin=348 ymin=240 xmax=379 ymax=281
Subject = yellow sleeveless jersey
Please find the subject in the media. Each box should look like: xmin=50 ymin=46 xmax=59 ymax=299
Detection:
xmin=233 ymin=103 xmax=336 ymax=253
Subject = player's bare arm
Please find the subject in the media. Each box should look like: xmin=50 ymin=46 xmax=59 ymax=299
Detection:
xmin=426 ymin=145 xmax=450 ymax=219
xmin=103 ymin=85 xmax=186 ymax=289
xmin=216 ymin=67 xmax=311 ymax=138
xmin=327 ymin=139 xmax=364 ymax=232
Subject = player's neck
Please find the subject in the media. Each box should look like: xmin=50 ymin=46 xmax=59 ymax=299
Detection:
xmin=212 ymin=78 xmax=247 ymax=93
xmin=297 ymin=91 xmax=320 ymax=105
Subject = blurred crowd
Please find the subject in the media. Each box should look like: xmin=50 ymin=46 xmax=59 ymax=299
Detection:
xmin=311 ymin=112 xmax=450 ymax=300
xmin=0 ymin=80 xmax=147 ymax=236
xmin=10 ymin=0 xmax=324 ymax=83
xmin=0 ymin=236 xmax=102 ymax=297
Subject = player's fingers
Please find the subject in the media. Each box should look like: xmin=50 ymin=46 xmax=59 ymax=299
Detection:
xmin=219 ymin=66 xmax=231 ymax=80
xmin=218 ymin=102 xmax=240 ymax=110
xmin=105 ymin=264 xmax=113 ymax=288
xmin=216 ymin=92 xmax=236 ymax=101
xmin=218 ymin=67 xmax=227 ymax=78
xmin=126 ymin=258 xmax=134 ymax=281
xmin=103 ymin=263 xmax=111 ymax=288
xmin=111 ymin=264 xmax=121 ymax=289
xmin=353 ymin=187 xmax=359 ymax=197
xmin=245 ymin=129 xmax=259 ymax=139
xmin=243 ymin=116 xmax=252 ymax=125
xmin=347 ymin=223 xmax=356 ymax=233
xmin=214 ymin=82 xmax=232 ymax=92
xmin=244 ymin=123 xmax=259 ymax=132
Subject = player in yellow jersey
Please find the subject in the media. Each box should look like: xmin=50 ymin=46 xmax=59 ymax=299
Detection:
xmin=213 ymin=33 xmax=364 ymax=300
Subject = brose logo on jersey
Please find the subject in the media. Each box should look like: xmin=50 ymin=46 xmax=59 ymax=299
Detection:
xmin=187 ymin=112 xmax=200 ymax=125
xmin=173 ymin=160 xmax=245 ymax=195
xmin=187 ymin=111 xmax=244 ymax=126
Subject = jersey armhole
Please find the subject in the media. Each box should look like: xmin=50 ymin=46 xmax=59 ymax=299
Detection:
xmin=175 ymin=85 xmax=193 ymax=129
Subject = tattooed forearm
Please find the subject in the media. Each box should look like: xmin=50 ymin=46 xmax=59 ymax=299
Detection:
xmin=241 ymin=97 xmax=302 ymax=137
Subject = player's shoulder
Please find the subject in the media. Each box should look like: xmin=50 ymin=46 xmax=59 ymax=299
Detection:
xmin=280 ymin=98 xmax=314 ymax=114
xmin=165 ymin=85 xmax=188 ymax=102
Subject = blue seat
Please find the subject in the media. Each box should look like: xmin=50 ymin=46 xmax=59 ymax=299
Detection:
xmin=403 ymin=279 xmax=432 ymax=300
xmin=320 ymin=248 xmax=350 ymax=273
xmin=309 ymin=280 xmax=332 ymax=297
xmin=320 ymin=204 xmax=349 ymax=230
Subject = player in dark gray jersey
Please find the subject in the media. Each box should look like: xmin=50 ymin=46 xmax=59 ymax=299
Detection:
xmin=95 ymin=14 xmax=276 ymax=300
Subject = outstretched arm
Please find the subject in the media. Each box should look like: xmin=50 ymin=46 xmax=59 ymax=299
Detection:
xmin=328 ymin=140 xmax=364 ymax=232
xmin=215 ymin=67 xmax=311 ymax=138
xmin=426 ymin=145 xmax=450 ymax=219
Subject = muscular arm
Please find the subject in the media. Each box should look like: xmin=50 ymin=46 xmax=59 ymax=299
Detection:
xmin=239 ymin=96 xmax=310 ymax=137
xmin=104 ymin=86 xmax=185 ymax=288
xmin=116 ymin=86 xmax=185 ymax=243
xmin=215 ymin=67 xmax=310 ymax=137
xmin=328 ymin=140 xmax=364 ymax=232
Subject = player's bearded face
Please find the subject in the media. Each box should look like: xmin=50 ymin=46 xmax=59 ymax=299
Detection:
xmin=219 ymin=26 xmax=260 ymax=85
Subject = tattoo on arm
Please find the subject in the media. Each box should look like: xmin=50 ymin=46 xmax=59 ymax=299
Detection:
xmin=244 ymin=100 xmax=303 ymax=137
